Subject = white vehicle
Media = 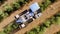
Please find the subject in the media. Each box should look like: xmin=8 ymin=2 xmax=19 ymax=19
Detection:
xmin=14 ymin=2 xmax=42 ymax=29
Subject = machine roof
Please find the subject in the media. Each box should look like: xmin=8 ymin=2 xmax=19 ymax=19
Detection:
xmin=29 ymin=2 xmax=40 ymax=12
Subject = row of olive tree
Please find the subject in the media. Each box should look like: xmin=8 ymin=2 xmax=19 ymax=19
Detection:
xmin=0 ymin=0 xmax=32 ymax=22
xmin=18 ymin=0 xmax=58 ymax=34
xmin=0 ymin=11 xmax=60 ymax=34
xmin=25 ymin=18 xmax=54 ymax=34
xmin=25 ymin=12 xmax=60 ymax=34
xmin=0 ymin=21 xmax=19 ymax=34
xmin=4 ymin=0 xmax=32 ymax=15
xmin=25 ymin=11 xmax=60 ymax=34
xmin=0 ymin=0 xmax=57 ymax=34
xmin=40 ymin=0 xmax=56 ymax=12
xmin=0 ymin=10 xmax=8 ymax=22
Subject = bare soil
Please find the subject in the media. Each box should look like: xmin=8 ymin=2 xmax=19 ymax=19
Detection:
xmin=0 ymin=0 xmax=60 ymax=34
xmin=0 ymin=0 xmax=43 ymax=31
xmin=14 ymin=1 xmax=60 ymax=34
xmin=44 ymin=24 xmax=60 ymax=34
xmin=0 ymin=0 xmax=18 ymax=11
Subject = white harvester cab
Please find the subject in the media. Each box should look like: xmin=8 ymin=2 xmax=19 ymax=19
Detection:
xmin=29 ymin=2 xmax=40 ymax=13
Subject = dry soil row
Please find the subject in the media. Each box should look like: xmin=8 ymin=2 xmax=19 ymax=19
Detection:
xmin=14 ymin=1 xmax=60 ymax=34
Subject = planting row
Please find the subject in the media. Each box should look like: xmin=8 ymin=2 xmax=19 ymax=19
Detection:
xmin=25 ymin=12 xmax=60 ymax=34
xmin=0 ymin=11 xmax=60 ymax=34
xmin=0 ymin=0 xmax=58 ymax=23
xmin=0 ymin=0 xmax=32 ymax=22
xmin=0 ymin=20 xmax=19 ymax=34
xmin=0 ymin=0 xmax=57 ymax=34
xmin=0 ymin=0 xmax=56 ymax=23
xmin=40 ymin=0 xmax=57 ymax=12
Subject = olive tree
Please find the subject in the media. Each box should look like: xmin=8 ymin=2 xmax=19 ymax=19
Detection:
xmin=4 ymin=5 xmax=13 ymax=15
xmin=27 ymin=31 xmax=36 ymax=34
xmin=0 ymin=10 xmax=4 ymax=22
xmin=43 ymin=0 xmax=51 ymax=10
xmin=0 ymin=15 xmax=3 ymax=22
xmin=18 ymin=0 xmax=25 ymax=7
xmin=0 ymin=10 xmax=4 ymax=15
xmin=40 ymin=0 xmax=51 ymax=12
xmin=12 ymin=2 xmax=20 ymax=10
xmin=0 ymin=31 xmax=6 ymax=34
xmin=44 ymin=20 xmax=51 ymax=27
xmin=56 ymin=17 xmax=60 ymax=24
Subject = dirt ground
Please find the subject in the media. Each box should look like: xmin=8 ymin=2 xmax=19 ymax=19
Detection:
xmin=0 ymin=0 xmax=43 ymax=31
xmin=0 ymin=0 xmax=19 ymax=11
xmin=0 ymin=0 xmax=60 ymax=34
xmin=44 ymin=24 xmax=60 ymax=34
xmin=14 ymin=1 xmax=60 ymax=34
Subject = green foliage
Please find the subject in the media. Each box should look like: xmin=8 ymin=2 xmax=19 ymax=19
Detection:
xmin=2 ymin=13 xmax=8 ymax=18
xmin=26 ymin=23 xmax=47 ymax=34
xmin=50 ymin=12 xmax=60 ymax=24
xmin=0 ymin=10 xmax=4 ymax=15
xmin=4 ymin=27 xmax=12 ymax=33
xmin=11 ymin=23 xmax=18 ymax=29
xmin=34 ymin=26 xmax=40 ymax=32
xmin=0 ymin=10 xmax=4 ymax=22
xmin=0 ymin=0 xmax=32 ymax=22
xmin=27 ymin=31 xmax=37 ymax=34
xmin=13 ymin=2 xmax=20 ymax=10
xmin=4 ymin=23 xmax=13 ymax=33
xmin=0 ymin=31 xmax=6 ymax=34
xmin=0 ymin=10 xmax=8 ymax=22
xmin=44 ymin=0 xmax=51 ymax=8
xmin=4 ymin=5 xmax=13 ymax=15
xmin=56 ymin=17 xmax=60 ymax=24
xmin=4 ymin=5 xmax=13 ymax=11
xmin=0 ymin=15 xmax=3 ymax=22
xmin=2 ymin=21 xmax=19 ymax=34
xmin=26 ymin=12 xmax=60 ymax=34
xmin=40 ymin=0 xmax=51 ymax=12
xmin=44 ymin=20 xmax=51 ymax=27
xmin=40 ymin=0 xmax=56 ymax=12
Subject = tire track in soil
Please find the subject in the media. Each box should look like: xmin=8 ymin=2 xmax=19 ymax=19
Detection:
xmin=44 ymin=24 xmax=60 ymax=34
xmin=0 ymin=0 xmax=43 ymax=31
xmin=14 ymin=1 xmax=60 ymax=34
